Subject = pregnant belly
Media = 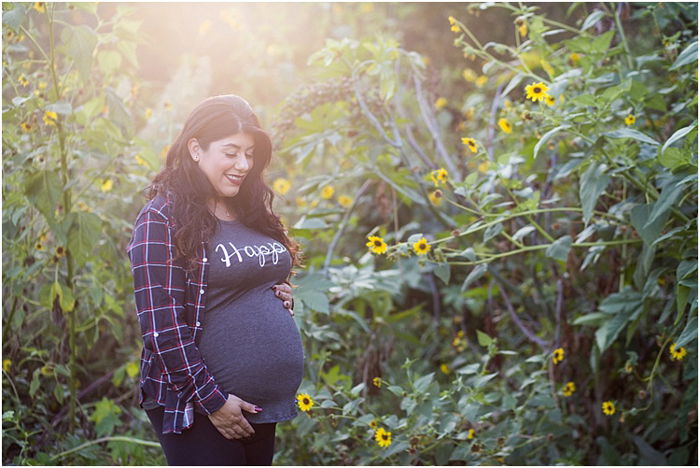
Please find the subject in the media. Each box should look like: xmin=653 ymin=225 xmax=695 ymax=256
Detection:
xmin=198 ymin=287 xmax=304 ymax=405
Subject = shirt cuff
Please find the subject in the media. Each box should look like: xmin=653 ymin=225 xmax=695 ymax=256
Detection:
xmin=194 ymin=382 xmax=228 ymax=415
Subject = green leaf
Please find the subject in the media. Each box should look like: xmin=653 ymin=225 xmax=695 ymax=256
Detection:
xmin=604 ymin=128 xmax=659 ymax=146
xmin=483 ymin=222 xmax=503 ymax=242
xmin=581 ymin=10 xmax=605 ymax=31
xmin=434 ymin=262 xmax=450 ymax=285
xmin=533 ymin=125 xmax=571 ymax=159
xmin=2 ymin=3 xmax=28 ymax=30
xmin=573 ymin=312 xmax=607 ymax=326
xmin=595 ymin=312 xmax=628 ymax=353
xmin=66 ymin=211 xmax=103 ymax=266
xmin=546 ymin=235 xmax=572 ymax=262
xmin=675 ymin=315 xmax=697 ymax=348
xmin=413 ymin=373 xmax=434 ymax=393
xmin=24 ymin=170 xmax=62 ymax=223
xmin=660 ymin=123 xmax=697 ymax=154
xmin=476 ymin=330 xmax=493 ymax=347
xmin=658 ymin=147 xmax=689 ymax=170
xmin=633 ymin=436 xmax=668 ymax=465
xmin=579 ymin=162 xmax=610 ymax=224
xmin=461 ymin=263 xmax=488 ymax=291
xmin=590 ymin=30 xmax=616 ymax=54
xmin=630 ymin=203 xmax=667 ymax=246
xmin=669 ymin=40 xmax=698 ymax=70
xmin=125 ymin=361 xmax=139 ymax=379
xmin=642 ymin=177 xmax=684 ymax=232
xmin=59 ymin=25 xmax=97 ymax=81
xmin=293 ymin=216 xmax=329 ymax=230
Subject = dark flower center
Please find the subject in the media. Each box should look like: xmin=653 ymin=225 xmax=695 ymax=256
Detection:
xmin=303 ymin=398 xmax=309 ymax=405
xmin=533 ymin=87 xmax=541 ymax=93
xmin=374 ymin=240 xmax=382 ymax=246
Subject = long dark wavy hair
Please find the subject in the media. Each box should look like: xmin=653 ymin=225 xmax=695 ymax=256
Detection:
xmin=145 ymin=94 xmax=303 ymax=275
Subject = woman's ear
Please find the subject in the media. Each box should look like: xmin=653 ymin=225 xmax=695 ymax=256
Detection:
xmin=187 ymin=137 xmax=201 ymax=162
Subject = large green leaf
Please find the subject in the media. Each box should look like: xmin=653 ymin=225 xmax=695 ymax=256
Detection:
xmin=533 ymin=125 xmax=571 ymax=160
xmin=66 ymin=211 xmax=103 ymax=266
xmin=660 ymin=123 xmax=697 ymax=154
xmin=669 ymin=40 xmax=698 ymax=70
xmin=642 ymin=176 xmax=684 ymax=232
xmin=24 ymin=170 xmax=62 ymax=224
xmin=604 ymin=128 xmax=659 ymax=146
xmin=579 ymin=162 xmax=610 ymax=224
xmin=59 ymin=25 xmax=97 ymax=81
xmin=546 ymin=235 xmax=572 ymax=262
xmin=630 ymin=203 xmax=667 ymax=246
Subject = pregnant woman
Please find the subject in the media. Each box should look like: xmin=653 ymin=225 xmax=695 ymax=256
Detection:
xmin=126 ymin=94 xmax=305 ymax=465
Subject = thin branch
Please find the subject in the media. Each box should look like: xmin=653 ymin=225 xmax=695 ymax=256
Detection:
xmin=496 ymin=275 xmax=548 ymax=349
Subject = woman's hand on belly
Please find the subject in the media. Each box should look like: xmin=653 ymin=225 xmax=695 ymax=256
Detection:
xmin=208 ymin=394 xmax=263 ymax=440
xmin=271 ymin=282 xmax=295 ymax=316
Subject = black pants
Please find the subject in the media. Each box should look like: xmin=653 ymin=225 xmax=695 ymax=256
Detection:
xmin=145 ymin=406 xmax=276 ymax=466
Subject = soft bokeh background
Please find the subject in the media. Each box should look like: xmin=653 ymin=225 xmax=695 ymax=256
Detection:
xmin=3 ymin=1 xmax=697 ymax=465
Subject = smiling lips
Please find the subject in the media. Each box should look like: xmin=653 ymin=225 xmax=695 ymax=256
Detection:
xmin=225 ymin=174 xmax=245 ymax=185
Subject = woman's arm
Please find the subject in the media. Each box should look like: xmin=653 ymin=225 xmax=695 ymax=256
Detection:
xmin=127 ymin=208 xmax=228 ymax=416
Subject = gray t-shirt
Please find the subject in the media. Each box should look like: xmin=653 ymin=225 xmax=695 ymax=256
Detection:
xmin=141 ymin=218 xmax=304 ymax=424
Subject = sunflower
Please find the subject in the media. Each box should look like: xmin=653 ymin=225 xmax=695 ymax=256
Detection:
xmin=321 ymin=185 xmax=335 ymax=199
xmin=273 ymin=177 xmax=291 ymax=195
xmin=374 ymin=427 xmax=392 ymax=448
xmin=552 ymin=347 xmax=565 ymax=364
xmin=428 ymin=189 xmax=443 ymax=206
xmin=337 ymin=195 xmax=353 ymax=208
xmin=475 ymin=76 xmax=488 ymax=88
xmin=372 ymin=377 xmax=382 ymax=388
xmin=602 ymin=400 xmax=615 ymax=416
xmin=498 ymin=118 xmax=512 ymax=134
xmin=434 ymin=97 xmax=447 ymax=109
xmin=467 ymin=428 xmax=476 ymax=440
xmin=54 ymin=246 xmax=66 ymax=258
xmin=624 ymin=114 xmax=636 ymax=126
xmin=43 ymin=110 xmax=58 ymax=126
xmin=369 ymin=419 xmax=378 ymax=429
xmin=20 ymin=122 xmax=32 ymax=132
xmin=413 ymin=237 xmax=431 ymax=255
xmin=296 ymin=393 xmax=314 ymax=412
xmin=430 ymin=168 xmax=448 ymax=186
xmin=569 ymin=53 xmax=581 ymax=66
xmin=440 ymin=363 xmax=450 ymax=374
xmin=544 ymin=94 xmax=556 ymax=106
xmin=461 ymin=137 xmax=478 ymax=153
xmin=562 ymin=381 xmax=576 ymax=397
xmin=2 ymin=359 xmax=11 ymax=372
xmin=100 ymin=178 xmax=113 ymax=192
xmin=33 ymin=3 xmax=45 ymax=13
xmin=478 ymin=161 xmax=490 ymax=173
xmin=669 ymin=343 xmax=687 ymax=361
xmin=366 ymin=236 xmax=388 ymax=255
xmin=525 ymin=81 xmax=549 ymax=102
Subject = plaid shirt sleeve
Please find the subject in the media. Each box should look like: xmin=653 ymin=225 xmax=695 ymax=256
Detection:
xmin=127 ymin=207 xmax=227 ymax=422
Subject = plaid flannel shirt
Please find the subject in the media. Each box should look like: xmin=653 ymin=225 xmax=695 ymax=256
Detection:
xmin=126 ymin=191 xmax=228 ymax=435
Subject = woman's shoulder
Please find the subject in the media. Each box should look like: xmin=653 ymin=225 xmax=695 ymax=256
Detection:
xmin=135 ymin=190 xmax=176 ymax=223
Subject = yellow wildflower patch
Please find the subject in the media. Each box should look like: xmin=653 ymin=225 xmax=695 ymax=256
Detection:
xmin=525 ymin=82 xmax=549 ymax=102
xmin=100 ymin=178 xmax=113 ymax=192
xmin=624 ymin=114 xmax=636 ymax=126
xmin=669 ymin=343 xmax=687 ymax=361
xmin=413 ymin=237 xmax=431 ymax=255
xmin=296 ymin=393 xmax=314 ymax=412
xmin=430 ymin=168 xmax=448 ymax=186
xmin=552 ymin=347 xmax=564 ymax=364
xmin=374 ymin=427 xmax=392 ymax=448
xmin=337 ymin=195 xmax=353 ymax=208
xmin=273 ymin=177 xmax=291 ymax=195
xmin=563 ymin=381 xmax=576 ymax=397
xmin=372 ymin=377 xmax=381 ymax=388
xmin=602 ymin=401 xmax=615 ymax=416
xmin=321 ymin=185 xmax=334 ymax=199
xmin=366 ymin=236 xmax=388 ymax=255
xmin=498 ymin=118 xmax=512 ymax=134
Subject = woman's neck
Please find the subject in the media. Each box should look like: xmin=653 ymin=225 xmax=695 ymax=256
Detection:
xmin=208 ymin=198 xmax=237 ymax=221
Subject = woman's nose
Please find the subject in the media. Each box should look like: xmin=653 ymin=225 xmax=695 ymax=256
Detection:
xmin=234 ymin=154 xmax=250 ymax=171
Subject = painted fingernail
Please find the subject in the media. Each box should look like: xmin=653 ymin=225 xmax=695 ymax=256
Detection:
xmin=255 ymin=406 xmax=263 ymax=412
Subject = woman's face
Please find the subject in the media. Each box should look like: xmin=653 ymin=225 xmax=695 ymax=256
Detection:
xmin=190 ymin=132 xmax=255 ymax=200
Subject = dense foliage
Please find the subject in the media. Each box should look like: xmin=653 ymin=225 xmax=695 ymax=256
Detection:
xmin=2 ymin=2 xmax=697 ymax=465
